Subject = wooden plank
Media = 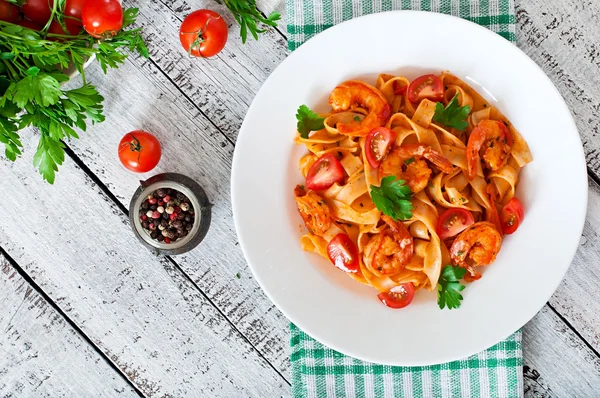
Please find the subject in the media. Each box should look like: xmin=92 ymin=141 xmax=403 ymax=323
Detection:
xmin=62 ymin=52 xmax=291 ymax=376
xmin=523 ymin=305 xmax=600 ymax=397
xmin=0 ymin=149 xmax=288 ymax=396
xmin=515 ymin=0 xmax=600 ymax=176
xmin=0 ymin=254 xmax=138 ymax=397
xmin=130 ymin=0 xmax=289 ymax=140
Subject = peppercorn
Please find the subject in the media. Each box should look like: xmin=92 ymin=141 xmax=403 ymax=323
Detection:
xmin=173 ymin=220 xmax=183 ymax=228
xmin=170 ymin=213 xmax=178 ymax=221
xmin=180 ymin=203 xmax=190 ymax=211
xmin=149 ymin=204 xmax=157 ymax=211
xmin=142 ymin=220 xmax=149 ymax=229
xmin=165 ymin=206 xmax=175 ymax=215
xmin=162 ymin=213 xmax=169 ymax=220
xmin=141 ymin=201 xmax=149 ymax=210
xmin=149 ymin=223 xmax=157 ymax=231
xmin=156 ymin=188 xmax=166 ymax=197
xmin=163 ymin=195 xmax=171 ymax=203
xmin=184 ymin=215 xmax=192 ymax=222
xmin=140 ymin=214 xmax=147 ymax=221
xmin=157 ymin=234 xmax=164 ymax=242
xmin=147 ymin=194 xmax=154 ymax=200
xmin=173 ymin=206 xmax=181 ymax=214
xmin=160 ymin=219 xmax=168 ymax=227
xmin=157 ymin=206 xmax=165 ymax=214
xmin=176 ymin=192 xmax=185 ymax=200
xmin=146 ymin=210 xmax=153 ymax=218
xmin=151 ymin=211 xmax=161 ymax=219
xmin=158 ymin=224 xmax=166 ymax=231
xmin=177 ymin=213 xmax=185 ymax=220
xmin=151 ymin=231 xmax=158 ymax=239
xmin=148 ymin=198 xmax=157 ymax=205
xmin=162 ymin=229 xmax=169 ymax=237
xmin=164 ymin=237 xmax=171 ymax=243
xmin=185 ymin=223 xmax=193 ymax=231
xmin=138 ymin=187 xmax=195 ymax=245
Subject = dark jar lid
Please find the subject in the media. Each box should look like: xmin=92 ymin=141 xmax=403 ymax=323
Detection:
xmin=129 ymin=173 xmax=212 ymax=255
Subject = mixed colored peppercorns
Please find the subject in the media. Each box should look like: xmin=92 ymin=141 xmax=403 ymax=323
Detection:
xmin=139 ymin=188 xmax=195 ymax=244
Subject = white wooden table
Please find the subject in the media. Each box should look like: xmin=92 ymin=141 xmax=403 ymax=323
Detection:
xmin=1 ymin=0 xmax=600 ymax=396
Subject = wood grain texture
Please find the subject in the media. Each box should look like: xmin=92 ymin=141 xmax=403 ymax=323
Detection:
xmin=523 ymin=306 xmax=600 ymax=397
xmin=0 ymin=254 xmax=137 ymax=398
xmin=0 ymin=145 xmax=289 ymax=396
xmin=515 ymin=0 xmax=600 ymax=176
xmin=62 ymin=53 xmax=292 ymax=377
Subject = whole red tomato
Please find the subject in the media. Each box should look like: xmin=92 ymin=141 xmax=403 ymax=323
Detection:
xmin=18 ymin=19 xmax=42 ymax=30
xmin=22 ymin=0 xmax=53 ymax=25
xmin=48 ymin=19 xmax=82 ymax=36
xmin=0 ymin=0 xmax=20 ymax=22
xmin=82 ymin=0 xmax=123 ymax=39
xmin=64 ymin=0 xmax=86 ymax=20
xmin=179 ymin=9 xmax=228 ymax=57
xmin=118 ymin=131 xmax=162 ymax=173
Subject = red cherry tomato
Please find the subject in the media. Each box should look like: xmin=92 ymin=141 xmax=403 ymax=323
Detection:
xmin=500 ymin=198 xmax=524 ymax=235
xmin=0 ymin=0 xmax=20 ymax=22
xmin=326 ymin=234 xmax=359 ymax=273
xmin=365 ymin=127 xmax=396 ymax=169
xmin=48 ymin=19 xmax=82 ymax=36
xmin=22 ymin=0 xmax=52 ymax=25
xmin=82 ymin=0 xmax=123 ymax=39
xmin=64 ymin=0 xmax=86 ymax=20
xmin=179 ymin=9 xmax=228 ymax=57
xmin=436 ymin=208 xmax=475 ymax=240
xmin=377 ymin=283 xmax=415 ymax=309
xmin=118 ymin=131 xmax=162 ymax=173
xmin=407 ymin=74 xmax=444 ymax=103
xmin=305 ymin=154 xmax=344 ymax=191
xmin=18 ymin=19 xmax=42 ymax=30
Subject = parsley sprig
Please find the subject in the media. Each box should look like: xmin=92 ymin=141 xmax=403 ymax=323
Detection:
xmin=437 ymin=265 xmax=467 ymax=310
xmin=220 ymin=0 xmax=281 ymax=43
xmin=370 ymin=176 xmax=413 ymax=221
xmin=0 ymin=7 xmax=148 ymax=183
xmin=296 ymin=105 xmax=325 ymax=139
xmin=432 ymin=93 xmax=470 ymax=131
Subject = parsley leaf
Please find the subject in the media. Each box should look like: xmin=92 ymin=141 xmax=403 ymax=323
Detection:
xmin=370 ymin=176 xmax=413 ymax=221
xmin=432 ymin=93 xmax=470 ymax=131
xmin=296 ymin=105 xmax=325 ymax=139
xmin=437 ymin=265 xmax=467 ymax=310
xmin=221 ymin=0 xmax=280 ymax=43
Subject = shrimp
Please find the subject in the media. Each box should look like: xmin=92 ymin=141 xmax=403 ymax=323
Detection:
xmin=363 ymin=215 xmax=414 ymax=276
xmin=294 ymin=185 xmax=331 ymax=236
xmin=466 ymin=119 xmax=512 ymax=180
xmin=329 ymin=80 xmax=391 ymax=136
xmin=449 ymin=222 xmax=502 ymax=273
xmin=379 ymin=144 xmax=454 ymax=193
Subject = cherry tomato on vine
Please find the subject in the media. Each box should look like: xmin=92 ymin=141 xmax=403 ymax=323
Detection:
xmin=179 ymin=9 xmax=228 ymax=57
xmin=22 ymin=0 xmax=52 ymax=25
xmin=48 ymin=19 xmax=82 ymax=36
xmin=0 ymin=0 xmax=20 ymax=22
xmin=82 ymin=0 xmax=123 ymax=39
xmin=118 ymin=131 xmax=162 ymax=173
xmin=17 ymin=19 xmax=42 ymax=30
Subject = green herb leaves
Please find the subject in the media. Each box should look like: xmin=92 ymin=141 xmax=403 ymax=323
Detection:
xmin=221 ymin=0 xmax=280 ymax=43
xmin=370 ymin=176 xmax=413 ymax=221
xmin=437 ymin=265 xmax=467 ymax=310
xmin=0 ymin=8 xmax=147 ymax=183
xmin=433 ymin=93 xmax=470 ymax=131
xmin=296 ymin=105 xmax=325 ymax=139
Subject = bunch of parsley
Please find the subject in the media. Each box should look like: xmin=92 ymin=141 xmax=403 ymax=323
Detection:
xmin=0 ymin=4 xmax=148 ymax=184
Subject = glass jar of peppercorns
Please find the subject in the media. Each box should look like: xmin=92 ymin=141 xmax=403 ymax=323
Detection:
xmin=129 ymin=173 xmax=212 ymax=255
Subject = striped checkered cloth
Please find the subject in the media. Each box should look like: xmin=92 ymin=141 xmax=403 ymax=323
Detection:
xmin=286 ymin=1 xmax=523 ymax=397
xmin=286 ymin=0 xmax=516 ymax=51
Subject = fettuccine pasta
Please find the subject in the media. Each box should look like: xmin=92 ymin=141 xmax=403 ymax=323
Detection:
xmin=293 ymin=72 xmax=532 ymax=309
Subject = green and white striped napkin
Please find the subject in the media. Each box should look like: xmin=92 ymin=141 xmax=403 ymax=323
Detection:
xmin=286 ymin=1 xmax=523 ymax=396
xmin=286 ymin=0 xmax=516 ymax=51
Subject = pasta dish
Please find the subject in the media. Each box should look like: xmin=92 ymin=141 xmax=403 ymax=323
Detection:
xmin=293 ymin=72 xmax=532 ymax=309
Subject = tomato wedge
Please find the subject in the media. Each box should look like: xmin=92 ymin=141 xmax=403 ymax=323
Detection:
xmin=305 ymin=154 xmax=344 ymax=191
xmin=436 ymin=208 xmax=475 ymax=240
xmin=407 ymin=74 xmax=444 ymax=103
xmin=326 ymin=234 xmax=359 ymax=273
xmin=377 ymin=283 xmax=415 ymax=309
xmin=500 ymin=197 xmax=524 ymax=235
xmin=365 ymin=127 xmax=396 ymax=169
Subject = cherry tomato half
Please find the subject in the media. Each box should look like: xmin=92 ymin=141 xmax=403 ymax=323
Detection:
xmin=118 ymin=131 xmax=162 ymax=173
xmin=365 ymin=127 xmax=396 ymax=169
xmin=377 ymin=283 xmax=415 ymax=309
xmin=82 ymin=0 xmax=123 ymax=39
xmin=500 ymin=197 xmax=524 ymax=235
xmin=436 ymin=208 xmax=475 ymax=240
xmin=22 ymin=0 xmax=52 ymax=25
xmin=327 ymin=234 xmax=359 ymax=273
xmin=0 ymin=0 xmax=20 ymax=22
xmin=407 ymin=74 xmax=444 ymax=103
xmin=179 ymin=9 xmax=228 ymax=58
xmin=305 ymin=154 xmax=344 ymax=191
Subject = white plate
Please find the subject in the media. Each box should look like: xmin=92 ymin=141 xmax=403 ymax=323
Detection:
xmin=231 ymin=11 xmax=587 ymax=366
